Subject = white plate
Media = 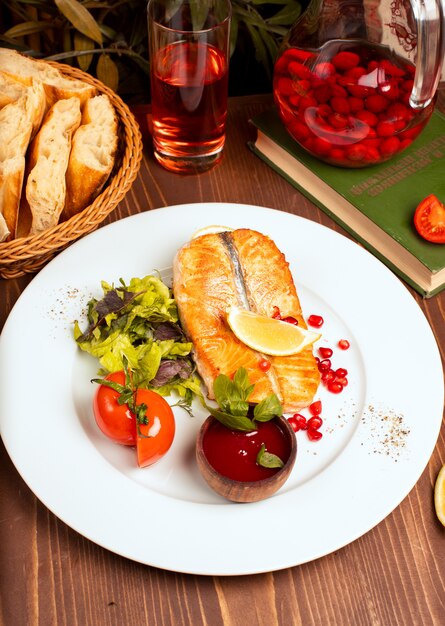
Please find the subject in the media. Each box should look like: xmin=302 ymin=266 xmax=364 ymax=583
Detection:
xmin=1 ymin=203 xmax=443 ymax=576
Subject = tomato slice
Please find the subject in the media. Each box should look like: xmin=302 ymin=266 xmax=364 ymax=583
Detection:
xmin=135 ymin=389 xmax=175 ymax=467
xmin=93 ymin=370 xmax=176 ymax=467
xmin=93 ymin=371 xmax=136 ymax=445
xmin=414 ymin=194 xmax=445 ymax=244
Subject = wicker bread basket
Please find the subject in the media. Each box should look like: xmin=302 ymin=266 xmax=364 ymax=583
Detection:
xmin=0 ymin=62 xmax=143 ymax=279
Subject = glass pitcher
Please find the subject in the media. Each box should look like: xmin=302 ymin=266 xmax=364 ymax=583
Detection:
xmin=273 ymin=0 xmax=444 ymax=167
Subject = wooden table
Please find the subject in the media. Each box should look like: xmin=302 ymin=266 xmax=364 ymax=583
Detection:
xmin=1 ymin=93 xmax=444 ymax=626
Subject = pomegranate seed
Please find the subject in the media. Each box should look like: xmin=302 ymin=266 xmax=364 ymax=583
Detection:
xmin=328 ymin=381 xmax=344 ymax=394
xmin=307 ymin=416 xmax=323 ymax=430
xmin=282 ymin=316 xmax=299 ymax=325
xmin=308 ymin=314 xmax=324 ymax=328
xmin=318 ymin=347 xmax=333 ymax=359
xmin=272 ymin=306 xmax=281 ymax=319
xmin=259 ymin=358 xmax=271 ymax=372
xmin=309 ymin=400 xmax=322 ymax=415
xmin=336 ymin=376 xmax=348 ymax=387
xmin=335 ymin=367 xmax=348 ymax=377
xmin=289 ymin=414 xmax=308 ymax=431
xmin=288 ymin=415 xmax=300 ymax=432
xmin=321 ymin=369 xmax=336 ymax=383
xmin=318 ymin=358 xmax=331 ymax=372
xmin=332 ymin=51 xmax=360 ymax=70
xmin=307 ymin=428 xmax=323 ymax=441
xmin=338 ymin=339 xmax=350 ymax=350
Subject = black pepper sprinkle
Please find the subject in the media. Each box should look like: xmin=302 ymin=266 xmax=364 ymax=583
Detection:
xmin=361 ymin=403 xmax=410 ymax=459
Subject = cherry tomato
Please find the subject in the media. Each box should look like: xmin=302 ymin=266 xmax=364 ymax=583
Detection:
xmin=93 ymin=371 xmax=176 ymax=467
xmin=135 ymin=391 xmax=175 ymax=468
xmin=414 ymin=195 xmax=445 ymax=243
xmin=93 ymin=371 xmax=136 ymax=445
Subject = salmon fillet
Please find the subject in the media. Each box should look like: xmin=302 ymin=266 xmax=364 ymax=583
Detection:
xmin=172 ymin=229 xmax=320 ymax=411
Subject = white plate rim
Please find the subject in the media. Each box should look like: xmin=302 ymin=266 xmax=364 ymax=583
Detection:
xmin=0 ymin=202 xmax=443 ymax=576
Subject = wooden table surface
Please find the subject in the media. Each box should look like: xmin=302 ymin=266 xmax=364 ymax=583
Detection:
xmin=1 ymin=93 xmax=444 ymax=626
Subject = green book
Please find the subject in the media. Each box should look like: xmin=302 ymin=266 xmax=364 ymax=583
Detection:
xmin=249 ymin=108 xmax=445 ymax=297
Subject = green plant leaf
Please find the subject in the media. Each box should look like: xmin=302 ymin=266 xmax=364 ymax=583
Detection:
xmin=266 ymin=2 xmax=302 ymax=26
xmin=74 ymin=31 xmax=94 ymax=71
xmin=229 ymin=14 xmax=239 ymax=57
xmin=55 ymin=0 xmax=103 ymax=45
xmin=253 ymin=394 xmax=283 ymax=422
xmin=190 ymin=0 xmax=209 ymax=30
xmin=256 ymin=444 xmax=284 ymax=469
xmin=206 ymin=405 xmax=256 ymax=432
xmin=246 ymin=22 xmax=269 ymax=68
xmin=4 ymin=21 xmax=51 ymax=39
xmin=97 ymin=53 xmax=119 ymax=91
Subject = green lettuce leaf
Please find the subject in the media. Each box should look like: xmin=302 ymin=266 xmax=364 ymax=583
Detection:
xmin=74 ymin=275 xmax=198 ymax=403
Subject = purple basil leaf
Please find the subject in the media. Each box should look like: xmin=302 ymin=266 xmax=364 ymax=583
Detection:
xmin=153 ymin=322 xmax=184 ymax=341
xmin=78 ymin=289 xmax=143 ymax=342
xmin=150 ymin=360 xmax=192 ymax=387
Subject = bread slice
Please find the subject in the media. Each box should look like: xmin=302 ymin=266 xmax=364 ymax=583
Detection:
xmin=0 ymin=96 xmax=34 ymax=239
xmin=63 ymin=94 xmax=118 ymax=219
xmin=26 ymin=97 xmax=82 ymax=235
xmin=0 ymin=48 xmax=97 ymax=109
xmin=0 ymin=212 xmax=9 ymax=242
xmin=0 ymin=71 xmax=28 ymax=108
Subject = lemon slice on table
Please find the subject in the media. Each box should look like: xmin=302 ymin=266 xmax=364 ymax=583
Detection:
xmin=434 ymin=464 xmax=445 ymax=527
xmin=227 ymin=306 xmax=321 ymax=356
xmin=191 ymin=225 xmax=233 ymax=239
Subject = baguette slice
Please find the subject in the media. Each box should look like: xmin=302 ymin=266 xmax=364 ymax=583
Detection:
xmin=0 ymin=96 xmax=34 ymax=239
xmin=26 ymin=97 xmax=82 ymax=235
xmin=63 ymin=94 xmax=118 ymax=219
xmin=0 ymin=48 xmax=97 ymax=109
xmin=0 ymin=212 xmax=9 ymax=242
xmin=0 ymin=71 xmax=28 ymax=108
xmin=0 ymin=157 xmax=27 ymax=241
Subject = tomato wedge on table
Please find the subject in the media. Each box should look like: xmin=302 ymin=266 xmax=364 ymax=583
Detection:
xmin=413 ymin=195 xmax=445 ymax=244
xmin=93 ymin=370 xmax=175 ymax=467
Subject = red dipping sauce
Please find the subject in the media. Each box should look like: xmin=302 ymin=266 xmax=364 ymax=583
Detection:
xmin=202 ymin=419 xmax=292 ymax=482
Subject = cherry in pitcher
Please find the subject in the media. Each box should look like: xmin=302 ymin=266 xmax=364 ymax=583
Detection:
xmin=273 ymin=0 xmax=444 ymax=168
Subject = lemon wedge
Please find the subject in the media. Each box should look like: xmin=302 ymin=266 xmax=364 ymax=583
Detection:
xmin=227 ymin=306 xmax=321 ymax=356
xmin=434 ymin=464 xmax=445 ymax=527
xmin=191 ymin=224 xmax=233 ymax=239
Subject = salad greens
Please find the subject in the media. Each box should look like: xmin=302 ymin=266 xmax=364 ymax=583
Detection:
xmin=74 ymin=275 xmax=202 ymax=404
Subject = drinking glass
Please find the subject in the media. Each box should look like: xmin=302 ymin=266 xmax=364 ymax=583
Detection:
xmin=147 ymin=0 xmax=232 ymax=174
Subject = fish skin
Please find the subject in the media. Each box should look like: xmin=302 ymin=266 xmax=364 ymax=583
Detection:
xmin=173 ymin=229 xmax=320 ymax=411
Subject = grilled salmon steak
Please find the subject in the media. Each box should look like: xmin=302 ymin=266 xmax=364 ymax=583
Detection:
xmin=173 ymin=228 xmax=320 ymax=411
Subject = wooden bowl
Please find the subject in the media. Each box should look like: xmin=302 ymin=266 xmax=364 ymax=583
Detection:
xmin=196 ymin=415 xmax=297 ymax=503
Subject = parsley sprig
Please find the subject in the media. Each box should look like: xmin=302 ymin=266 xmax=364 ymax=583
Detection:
xmin=203 ymin=368 xmax=285 ymax=469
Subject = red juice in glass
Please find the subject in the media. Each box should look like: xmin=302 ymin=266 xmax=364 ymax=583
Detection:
xmin=151 ymin=41 xmax=228 ymax=164
xmin=148 ymin=0 xmax=231 ymax=174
